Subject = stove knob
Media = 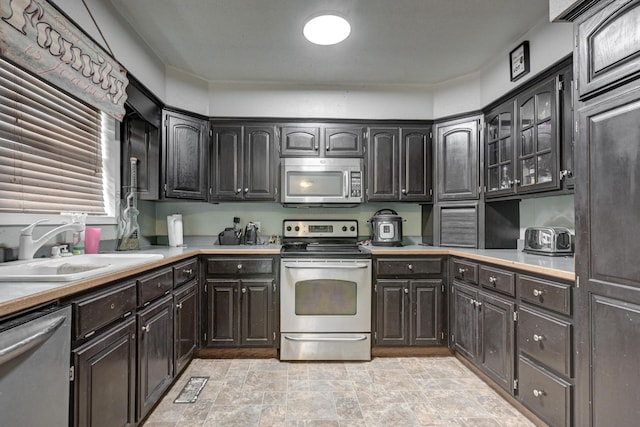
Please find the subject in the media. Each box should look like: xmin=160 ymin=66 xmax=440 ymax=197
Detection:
xmin=342 ymin=226 xmax=347 ymax=232
xmin=350 ymin=226 xmax=356 ymax=232
xmin=295 ymin=226 xmax=300 ymax=232
xmin=286 ymin=226 xmax=292 ymax=232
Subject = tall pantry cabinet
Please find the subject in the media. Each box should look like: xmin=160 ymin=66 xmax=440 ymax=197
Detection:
xmin=555 ymin=0 xmax=640 ymax=425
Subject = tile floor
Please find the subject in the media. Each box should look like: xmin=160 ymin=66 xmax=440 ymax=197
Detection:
xmin=142 ymin=357 xmax=537 ymax=427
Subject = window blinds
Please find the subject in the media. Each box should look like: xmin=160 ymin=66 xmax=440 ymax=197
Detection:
xmin=0 ymin=56 xmax=106 ymax=215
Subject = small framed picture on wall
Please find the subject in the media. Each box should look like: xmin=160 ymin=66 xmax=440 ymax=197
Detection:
xmin=509 ymin=41 xmax=530 ymax=81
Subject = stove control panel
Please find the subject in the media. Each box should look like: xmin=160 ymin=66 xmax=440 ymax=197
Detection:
xmin=283 ymin=220 xmax=358 ymax=238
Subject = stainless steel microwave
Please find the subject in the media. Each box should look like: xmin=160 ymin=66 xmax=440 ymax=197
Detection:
xmin=281 ymin=157 xmax=363 ymax=204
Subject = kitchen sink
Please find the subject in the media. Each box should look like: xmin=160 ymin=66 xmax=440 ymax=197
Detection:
xmin=0 ymin=253 xmax=164 ymax=282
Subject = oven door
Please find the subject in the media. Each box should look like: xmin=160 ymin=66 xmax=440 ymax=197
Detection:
xmin=280 ymin=259 xmax=371 ymax=333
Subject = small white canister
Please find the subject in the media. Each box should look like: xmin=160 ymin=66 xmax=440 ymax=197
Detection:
xmin=167 ymin=214 xmax=184 ymax=247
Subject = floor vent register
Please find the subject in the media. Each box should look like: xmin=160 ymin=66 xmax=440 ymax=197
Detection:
xmin=173 ymin=376 xmax=209 ymax=404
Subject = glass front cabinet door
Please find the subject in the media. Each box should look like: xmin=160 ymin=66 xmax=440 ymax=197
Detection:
xmin=516 ymin=77 xmax=560 ymax=194
xmin=485 ymin=101 xmax=516 ymax=197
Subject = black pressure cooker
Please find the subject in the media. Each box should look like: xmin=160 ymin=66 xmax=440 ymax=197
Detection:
xmin=369 ymin=209 xmax=404 ymax=247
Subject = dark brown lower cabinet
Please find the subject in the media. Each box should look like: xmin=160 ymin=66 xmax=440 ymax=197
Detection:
xmin=451 ymin=281 xmax=515 ymax=394
xmin=72 ymin=318 xmax=136 ymax=427
xmin=174 ymin=279 xmax=198 ymax=375
xmin=137 ymin=295 xmax=174 ymax=420
xmin=205 ymin=278 xmax=275 ymax=347
xmin=375 ymin=279 xmax=443 ymax=346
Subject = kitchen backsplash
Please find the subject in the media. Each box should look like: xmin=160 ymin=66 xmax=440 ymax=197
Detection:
xmin=151 ymin=202 xmax=423 ymax=240
xmin=0 ymin=195 xmax=574 ymax=259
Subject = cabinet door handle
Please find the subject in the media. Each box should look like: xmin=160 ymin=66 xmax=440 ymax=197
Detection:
xmin=142 ymin=325 xmax=150 ymax=333
xmin=183 ymin=268 xmax=193 ymax=275
xmin=532 ymin=389 xmax=545 ymax=398
xmin=176 ymin=303 xmax=183 ymax=310
xmin=532 ymin=288 xmax=544 ymax=297
xmin=489 ymin=276 xmax=497 ymax=284
xmin=533 ymin=334 xmax=544 ymax=342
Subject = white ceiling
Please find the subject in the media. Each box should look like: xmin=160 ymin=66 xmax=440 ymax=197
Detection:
xmin=108 ymin=0 xmax=549 ymax=87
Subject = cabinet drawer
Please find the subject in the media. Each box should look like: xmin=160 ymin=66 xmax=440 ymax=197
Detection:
xmin=74 ymin=281 xmax=137 ymax=338
xmin=452 ymin=259 xmax=478 ymax=284
xmin=375 ymin=258 xmax=443 ymax=277
xmin=479 ymin=265 xmax=515 ymax=296
xmin=206 ymin=257 xmax=274 ymax=276
xmin=519 ymin=356 xmax=571 ymax=427
xmin=138 ymin=268 xmax=173 ymax=306
xmin=173 ymin=258 xmax=198 ymax=288
xmin=518 ymin=275 xmax=572 ymax=315
xmin=518 ymin=305 xmax=572 ymax=377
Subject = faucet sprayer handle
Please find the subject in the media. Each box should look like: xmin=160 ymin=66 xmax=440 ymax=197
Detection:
xmin=20 ymin=219 xmax=49 ymax=236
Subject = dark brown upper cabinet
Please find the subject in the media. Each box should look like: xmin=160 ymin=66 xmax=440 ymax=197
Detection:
xmin=367 ymin=127 xmax=432 ymax=202
xmin=210 ymin=125 xmax=278 ymax=201
xmin=484 ymin=101 xmax=516 ymax=198
xmin=280 ymin=125 xmax=364 ymax=157
xmin=436 ymin=118 xmax=481 ymax=201
xmin=367 ymin=127 xmax=400 ymax=201
xmin=162 ymin=110 xmax=209 ymax=200
xmin=121 ymin=114 xmax=160 ymax=200
xmin=484 ymin=63 xmax=573 ymax=199
xmin=576 ymin=0 xmax=640 ymax=100
xmin=515 ymin=77 xmax=561 ymax=194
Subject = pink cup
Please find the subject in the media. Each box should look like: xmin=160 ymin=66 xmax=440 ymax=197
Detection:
xmin=85 ymin=227 xmax=101 ymax=254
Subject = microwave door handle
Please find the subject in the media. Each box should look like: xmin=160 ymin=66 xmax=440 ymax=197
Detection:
xmin=344 ymin=171 xmax=349 ymax=199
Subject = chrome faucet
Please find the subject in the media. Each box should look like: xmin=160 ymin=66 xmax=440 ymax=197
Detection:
xmin=18 ymin=219 xmax=85 ymax=260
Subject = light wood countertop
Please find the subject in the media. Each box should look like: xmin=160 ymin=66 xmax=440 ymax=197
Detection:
xmin=0 ymin=244 xmax=573 ymax=318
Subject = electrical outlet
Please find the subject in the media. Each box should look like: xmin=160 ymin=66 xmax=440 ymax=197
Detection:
xmin=253 ymin=221 xmax=261 ymax=232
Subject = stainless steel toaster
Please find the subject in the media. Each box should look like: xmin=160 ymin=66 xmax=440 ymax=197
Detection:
xmin=523 ymin=227 xmax=574 ymax=256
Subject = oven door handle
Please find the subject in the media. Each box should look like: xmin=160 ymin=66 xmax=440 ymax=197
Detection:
xmin=283 ymin=335 xmax=368 ymax=342
xmin=283 ymin=263 xmax=369 ymax=269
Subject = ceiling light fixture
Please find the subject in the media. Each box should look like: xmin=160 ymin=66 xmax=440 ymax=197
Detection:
xmin=303 ymin=14 xmax=351 ymax=46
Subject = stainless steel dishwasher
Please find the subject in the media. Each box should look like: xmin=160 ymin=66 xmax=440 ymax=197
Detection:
xmin=0 ymin=305 xmax=71 ymax=426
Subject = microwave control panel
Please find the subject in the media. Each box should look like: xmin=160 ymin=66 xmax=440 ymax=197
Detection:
xmin=350 ymin=171 xmax=362 ymax=197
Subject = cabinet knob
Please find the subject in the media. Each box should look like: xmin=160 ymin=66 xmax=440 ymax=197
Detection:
xmin=244 ymin=188 xmax=249 ymax=193
xmin=142 ymin=325 xmax=150 ymax=333
xmin=110 ymin=303 xmax=115 ymax=310
xmin=470 ymin=299 xmax=475 ymax=305
xmin=533 ymin=334 xmax=544 ymax=342
xmin=236 ymin=188 xmax=242 ymax=194
xmin=183 ymin=268 xmax=193 ymax=275
xmin=242 ymin=287 xmax=247 ymax=294
xmin=475 ymin=301 xmax=482 ymax=308
xmin=237 ymin=264 xmax=243 ymax=270
xmin=458 ymin=268 xmax=466 ymax=274
xmin=404 ymin=288 xmax=409 ymax=294
xmin=176 ymin=302 xmax=183 ymax=310
xmin=401 ymin=189 xmax=407 ymax=194
xmin=489 ymin=276 xmax=497 ymax=284
xmin=407 ymin=264 xmax=413 ymax=270
xmin=532 ymin=289 xmax=544 ymax=297
xmin=532 ymin=389 xmax=545 ymax=398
